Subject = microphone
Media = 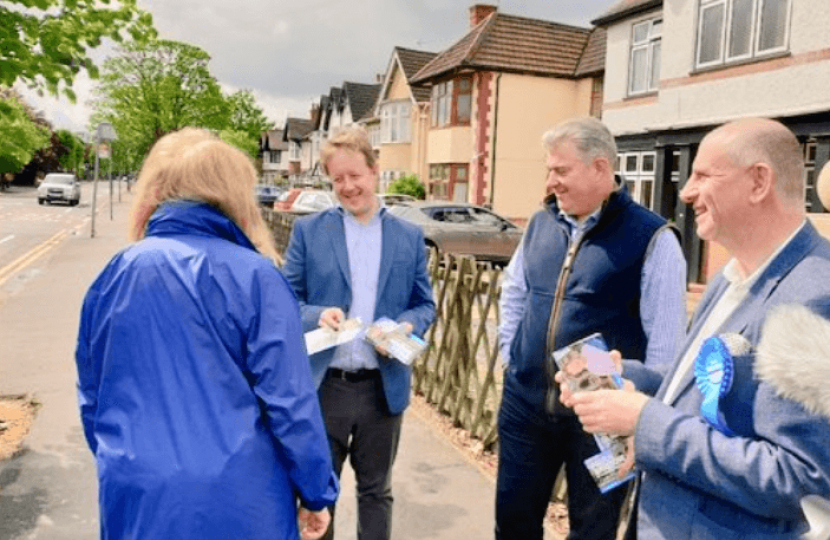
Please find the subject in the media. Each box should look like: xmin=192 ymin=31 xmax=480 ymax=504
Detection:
xmin=694 ymin=333 xmax=752 ymax=435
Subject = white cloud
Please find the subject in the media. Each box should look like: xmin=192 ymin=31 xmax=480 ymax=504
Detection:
xmin=15 ymin=0 xmax=613 ymax=133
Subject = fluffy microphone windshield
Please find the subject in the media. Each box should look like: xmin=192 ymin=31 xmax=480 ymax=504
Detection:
xmin=756 ymin=303 xmax=830 ymax=419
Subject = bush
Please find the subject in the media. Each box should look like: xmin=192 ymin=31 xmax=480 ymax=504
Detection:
xmin=388 ymin=174 xmax=425 ymax=199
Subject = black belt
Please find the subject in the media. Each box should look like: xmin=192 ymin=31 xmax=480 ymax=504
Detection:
xmin=326 ymin=368 xmax=380 ymax=382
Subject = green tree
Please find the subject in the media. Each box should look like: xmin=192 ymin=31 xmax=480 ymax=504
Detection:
xmin=56 ymin=129 xmax=86 ymax=175
xmin=388 ymin=174 xmax=426 ymax=199
xmin=219 ymin=129 xmax=259 ymax=160
xmin=91 ymin=39 xmax=231 ymax=165
xmin=1 ymin=0 xmax=156 ymax=101
xmin=0 ymin=92 xmax=50 ymax=177
xmin=227 ymin=90 xmax=274 ymax=141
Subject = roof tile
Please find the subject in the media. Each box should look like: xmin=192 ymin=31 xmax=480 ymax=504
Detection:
xmin=412 ymin=12 xmax=598 ymax=82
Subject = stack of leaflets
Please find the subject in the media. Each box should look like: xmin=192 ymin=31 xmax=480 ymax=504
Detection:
xmin=303 ymin=317 xmax=426 ymax=366
xmin=552 ymin=332 xmax=635 ymax=494
xmin=364 ymin=318 xmax=427 ymax=366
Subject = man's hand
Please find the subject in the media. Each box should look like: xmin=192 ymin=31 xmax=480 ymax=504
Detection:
xmin=569 ymin=389 xmax=649 ymax=437
xmin=298 ymin=507 xmax=331 ymax=540
xmin=318 ymin=308 xmax=344 ymax=331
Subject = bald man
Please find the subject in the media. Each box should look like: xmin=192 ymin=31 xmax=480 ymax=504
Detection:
xmin=561 ymin=118 xmax=830 ymax=540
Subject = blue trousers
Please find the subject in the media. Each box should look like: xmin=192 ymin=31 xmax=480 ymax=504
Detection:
xmin=495 ymin=378 xmax=627 ymax=540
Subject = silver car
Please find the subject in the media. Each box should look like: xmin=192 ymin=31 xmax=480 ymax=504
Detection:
xmin=37 ymin=173 xmax=81 ymax=206
xmin=290 ymin=190 xmax=338 ymax=213
xmin=388 ymin=201 xmax=523 ymax=264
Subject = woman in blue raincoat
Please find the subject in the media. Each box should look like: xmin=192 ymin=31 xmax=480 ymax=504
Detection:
xmin=75 ymin=128 xmax=337 ymax=540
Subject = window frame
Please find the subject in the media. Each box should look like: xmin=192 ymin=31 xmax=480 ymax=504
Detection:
xmin=380 ymin=100 xmax=411 ymax=143
xmin=695 ymin=0 xmax=791 ymax=70
xmin=628 ymin=18 xmax=662 ymax=96
xmin=431 ymin=75 xmax=473 ymax=128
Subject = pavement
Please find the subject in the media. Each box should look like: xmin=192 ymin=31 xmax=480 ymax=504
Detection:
xmin=0 ymin=188 xmax=512 ymax=540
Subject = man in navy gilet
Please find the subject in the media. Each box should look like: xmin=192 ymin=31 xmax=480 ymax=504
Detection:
xmin=496 ymin=117 xmax=687 ymax=540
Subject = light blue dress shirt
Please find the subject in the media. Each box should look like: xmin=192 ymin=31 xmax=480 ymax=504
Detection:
xmin=498 ymin=207 xmax=687 ymax=374
xmin=329 ymin=206 xmax=385 ymax=371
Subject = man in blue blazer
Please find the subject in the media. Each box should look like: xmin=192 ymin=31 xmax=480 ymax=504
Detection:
xmin=282 ymin=127 xmax=435 ymax=540
xmin=561 ymin=118 xmax=830 ymax=540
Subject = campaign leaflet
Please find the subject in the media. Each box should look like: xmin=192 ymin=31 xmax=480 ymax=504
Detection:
xmin=552 ymin=332 xmax=635 ymax=493
xmin=364 ymin=317 xmax=427 ymax=365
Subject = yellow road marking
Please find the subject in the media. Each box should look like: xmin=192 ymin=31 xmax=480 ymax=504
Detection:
xmin=0 ymin=229 xmax=71 ymax=287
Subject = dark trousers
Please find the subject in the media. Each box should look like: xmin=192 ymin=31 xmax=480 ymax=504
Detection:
xmin=319 ymin=371 xmax=403 ymax=540
xmin=495 ymin=381 xmax=627 ymax=540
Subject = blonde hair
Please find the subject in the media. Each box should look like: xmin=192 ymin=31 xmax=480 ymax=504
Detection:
xmin=320 ymin=126 xmax=376 ymax=175
xmin=129 ymin=128 xmax=281 ymax=264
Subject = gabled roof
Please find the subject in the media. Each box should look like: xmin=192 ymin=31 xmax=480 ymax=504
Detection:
xmin=260 ymin=130 xmax=288 ymax=151
xmin=574 ymin=27 xmax=607 ymax=77
xmin=284 ymin=117 xmax=314 ymax=142
xmin=411 ymin=12 xmax=596 ymax=83
xmin=592 ymin=0 xmax=662 ymax=26
xmin=391 ymin=47 xmax=438 ymax=102
xmin=342 ymin=81 xmax=381 ymax=122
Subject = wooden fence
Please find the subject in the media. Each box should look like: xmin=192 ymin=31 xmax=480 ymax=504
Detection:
xmin=262 ymin=207 xmax=506 ymax=451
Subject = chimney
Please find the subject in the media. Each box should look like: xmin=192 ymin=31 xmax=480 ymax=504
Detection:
xmin=469 ymin=3 xmax=497 ymax=28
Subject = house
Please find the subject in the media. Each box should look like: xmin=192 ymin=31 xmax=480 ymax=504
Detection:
xmin=594 ymin=0 xmax=830 ymax=282
xmin=307 ymin=82 xmax=382 ymax=177
xmin=259 ymin=129 xmax=289 ymax=184
xmin=373 ymin=46 xmax=438 ymax=192
xmin=411 ymin=4 xmax=606 ymax=224
xmin=282 ymin=116 xmax=314 ymax=182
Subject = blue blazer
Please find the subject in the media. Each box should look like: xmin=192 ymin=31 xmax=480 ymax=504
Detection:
xmin=633 ymin=222 xmax=830 ymax=540
xmin=282 ymin=207 xmax=436 ymax=415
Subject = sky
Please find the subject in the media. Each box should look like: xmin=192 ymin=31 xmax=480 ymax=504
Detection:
xmin=20 ymin=0 xmax=617 ymax=135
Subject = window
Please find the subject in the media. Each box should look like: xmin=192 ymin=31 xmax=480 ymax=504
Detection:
xmin=429 ymin=163 xmax=468 ymax=201
xmin=802 ymin=141 xmax=828 ymax=214
xmin=289 ymin=141 xmax=301 ymax=161
xmin=431 ymin=76 xmax=473 ymax=128
xmin=617 ymin=151 xmax=657 ymax=209
xmin=696 ymin=0 xmax=790 ymax=69
xmin=380 ymin=101 xmax=411 ymax=143
xmin=629 ymin=18 xmax=661 ymax=95
xmin=268 ymin=150 xmax=282 ymax=164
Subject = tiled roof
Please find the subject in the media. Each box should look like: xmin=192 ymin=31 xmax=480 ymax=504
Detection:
xmin=284 ymin=117 xmax=314 ymax=141
xmin=412 ymin=12 xmax=595 ymax=83
xmin=394 ymin=47 xmax=438 ymax=102
xmin=260 ymin=130 xmax=287 ymax=151
xmin=592 ymin=0 xmax=662 ymax=26
xmin=574 ymin=27 xmax=606 ymax=77
xmin=343 ymin=81 xmax=381 ymax=122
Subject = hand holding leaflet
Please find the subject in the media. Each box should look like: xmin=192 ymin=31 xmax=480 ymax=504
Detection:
xmin=552 ymin=332 xmax=635 ymax=493
xmin=364 ymin=318 xmax=426 ymax=365
xmin=304 ymin=317 xmax=364 ymax=356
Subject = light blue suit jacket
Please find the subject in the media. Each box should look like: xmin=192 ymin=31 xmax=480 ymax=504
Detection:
xmin=282 ymin=207 xmax=435 ymax=415
xmin=634 ymin=222 xmax=830 ymax=540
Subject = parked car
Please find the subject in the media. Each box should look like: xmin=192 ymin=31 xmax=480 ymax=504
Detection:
xmin=274 ymin=188 xmax=337 ymax=214
xmin=379 ymin=193 xmax=416 ymax=206
xmin=255 ymin=184 xmax=282 ymax=206
xmin=388 ymin=201 xmax=523 ymax=264
xmin=273 ymin=188 xmax=303 ymax=211
xmin=37 ymin=173 xmax=81 ymax=206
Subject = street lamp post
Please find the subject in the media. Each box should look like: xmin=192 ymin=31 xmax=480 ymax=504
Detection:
xmin=91 ymin=122 xmax=117 ymax=238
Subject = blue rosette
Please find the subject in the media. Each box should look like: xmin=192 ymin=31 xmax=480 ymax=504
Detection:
xmin=694 ymin=336 xmax=736 ymax=435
